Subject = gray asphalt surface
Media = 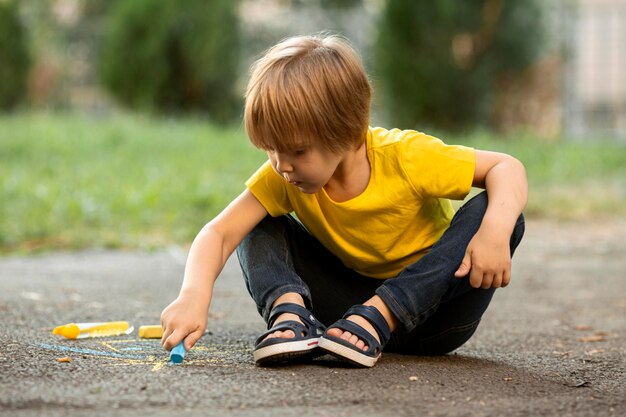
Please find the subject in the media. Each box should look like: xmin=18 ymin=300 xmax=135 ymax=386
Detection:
xmin=0 ymin=220 xmax=625 ymax=417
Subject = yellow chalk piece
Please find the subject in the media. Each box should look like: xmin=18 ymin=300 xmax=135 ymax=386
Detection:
xmin=138 ymin=325 xmax=163 ymax=339
xmin=52 ymin=321 xmax=133 ymax=339
xmin=53 ymin=323 xmax=81 ymax=339
xmin=57 ymin=357 xmax=71 ymax=363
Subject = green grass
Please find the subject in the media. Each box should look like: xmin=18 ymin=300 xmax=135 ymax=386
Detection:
xmin=0 ymin=112 xmax=265 ymax=252
xmin=455 ymin=131 xmax=626 ymax=219
xmin=1 ymin=113 xmax=625 ymax=253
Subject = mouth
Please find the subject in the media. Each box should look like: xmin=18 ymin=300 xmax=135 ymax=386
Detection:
xmin=286 ymin=179 xmax=317 ymax=194
xmin=285 ymin=177 xmax=302 ymax=186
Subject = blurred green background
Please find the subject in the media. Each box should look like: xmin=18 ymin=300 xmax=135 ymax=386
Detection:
xmin=1 ymin=0 xmax=625 ymax=253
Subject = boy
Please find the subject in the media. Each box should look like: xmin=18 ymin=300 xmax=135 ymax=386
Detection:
xmin=161 ymin=34 xmax=526 ymax=367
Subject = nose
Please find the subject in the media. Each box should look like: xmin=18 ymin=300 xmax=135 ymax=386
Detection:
xmin=274 ymin=154 xmax=293 ymax=174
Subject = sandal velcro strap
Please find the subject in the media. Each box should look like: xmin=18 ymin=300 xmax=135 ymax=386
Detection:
xmin=253 ymin=302 xmax=326 ymax=365
xmin=267 ymin=303 xmax=319 ymax=330
xmin=342 ymin=305 xmax=391 ymax=346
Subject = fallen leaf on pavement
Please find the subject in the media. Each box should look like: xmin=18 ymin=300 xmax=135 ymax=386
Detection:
xmin=579 ymin=332 xmax=608 ymax=342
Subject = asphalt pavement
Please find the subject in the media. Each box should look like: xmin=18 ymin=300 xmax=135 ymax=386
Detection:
xmin=0 ymin=219 xmax=625 ymax=417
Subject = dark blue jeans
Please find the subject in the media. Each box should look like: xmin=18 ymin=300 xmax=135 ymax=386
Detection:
xmin=236 ymin=192 xmax=525 ymax=355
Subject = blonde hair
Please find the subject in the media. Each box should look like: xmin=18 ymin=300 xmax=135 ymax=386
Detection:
xmin=244 ymin=34 xmax=371 ymax=153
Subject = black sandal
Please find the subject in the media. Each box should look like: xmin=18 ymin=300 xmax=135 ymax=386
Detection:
xmin=253 ymin=303 xmax=326 ymax=366
xmin=318 ymin=305 xmax=391 ymax=367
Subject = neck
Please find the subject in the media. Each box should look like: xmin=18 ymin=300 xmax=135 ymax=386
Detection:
xmin=324 ymin=141 xmax=370 ymax=202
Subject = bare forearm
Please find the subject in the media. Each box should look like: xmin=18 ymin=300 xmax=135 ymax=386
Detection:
xmin=179 ymin=223 xmax=231 ymax=302
xmin=482 ymin=156 xmax=527 ymax=234
xmin=161 ymin=189 xmax=267 ymax=350
xmin=456 ymin=152 xmax=527 ymax=288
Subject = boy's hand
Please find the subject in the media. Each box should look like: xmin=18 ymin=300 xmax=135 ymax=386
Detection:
xmin=454 ymin=226 xmax=512 ymax=289
xmin=160 ymin=294 xmax=209 ymax=351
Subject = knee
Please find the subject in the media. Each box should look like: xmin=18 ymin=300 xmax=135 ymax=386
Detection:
xmin=239 ymin=215 xmax=287 ymax=244
xmin=453 ymin=191 xmax=488 ymax=222
xmin=236 ymin=215 xmax=297 ymax=262
xmin=251 ymin=214 xmax=287 ymax=234
xmin=514 ymin=213 xmax=525 ymax=237
xmin=465 ymin=191 xmax=489 ymax=212
xmin=237 ymin=215 xmax=274 ymax=256
xmin=510 ymin=213 xmax=525 ymax=255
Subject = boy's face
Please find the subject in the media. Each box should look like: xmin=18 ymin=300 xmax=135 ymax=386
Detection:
xmin=267 ymin=142 xmax=344 ymax=194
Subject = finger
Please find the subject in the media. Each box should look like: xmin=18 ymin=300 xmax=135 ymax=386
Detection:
xmin=455 ymin=253 xmax=472 ymax=278
xmin=491 ymin=273 xmax=503 ymax=288
xmin=160 ymin=313 xmax=170 ymax=346
xmin=502 ymin=268 xmax=511 ymax=287
xmin=160 ymin=325 xmax=173 ymax=347
xmin=184 ymin=329 xmax=204 ymax=351
xmin=481 ymin=274 xmax=493 ymax=289
xmin=469 ymin=268 xmax=482 ymax=288
xmin=163 ymin=330 xmax=185 ymax=351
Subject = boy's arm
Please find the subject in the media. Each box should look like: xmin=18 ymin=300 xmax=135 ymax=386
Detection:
xmin=161 ymin=189 xmax=268 ymax=351
xmin=454 ymin=150 xmax=528 ymax=289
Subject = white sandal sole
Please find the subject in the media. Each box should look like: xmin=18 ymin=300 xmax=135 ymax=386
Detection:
xmin=253 ymin=338 xmax=320 ymax=364
xmin=318 ymin=337 xmax=380 ymax=368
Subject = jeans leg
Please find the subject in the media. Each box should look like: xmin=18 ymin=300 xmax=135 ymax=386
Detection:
xmin=376 ymin=191 xmax=525 ymax=333
xmin=236 ymin=215 xmax=378 ymax=325
xmin=386 ymin=288 xmax=495 ymax=354
xmin=388 ymin=212 xmax=525 ymax=355
xmin=236 ymin=215 xmax=313 ymax=322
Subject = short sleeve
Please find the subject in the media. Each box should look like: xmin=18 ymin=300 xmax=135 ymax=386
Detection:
xmin=400 ymin=132 xmax=475 ymax=200
xmin=245 ymin=161 xmax=293 ymax=216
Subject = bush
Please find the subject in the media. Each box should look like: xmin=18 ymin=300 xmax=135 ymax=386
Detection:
xmin=99 ymin=0 xmax=240 ymax=122
xmin=374 ymin=0 xmax=545 ymax=132
xmin=0 ymin=1 xmax=30 ymax=110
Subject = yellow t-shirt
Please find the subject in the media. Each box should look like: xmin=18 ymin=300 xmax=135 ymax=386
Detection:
xmin=245 ymin=127 xmax=476 ymax=279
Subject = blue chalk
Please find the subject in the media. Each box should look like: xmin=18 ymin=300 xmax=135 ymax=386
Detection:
xmin=170 ymin=341 xmax=186 ymax=364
